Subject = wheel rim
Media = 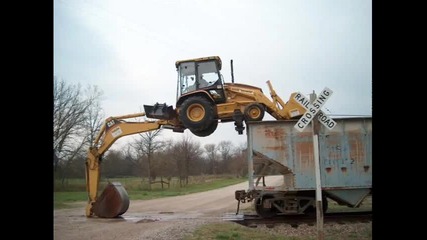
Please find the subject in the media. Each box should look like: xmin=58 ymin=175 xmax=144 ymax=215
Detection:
xmin=248 ymin=107 xmax=261 ymax=119
xmin=187 ymin=103 xmax=205 ymax=122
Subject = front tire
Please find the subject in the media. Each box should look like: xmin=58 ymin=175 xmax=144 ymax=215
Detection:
xmin=179 ymin=96 xmax=216 ymax=131
xmin=191 ymin=121 xmax=218 ymax=137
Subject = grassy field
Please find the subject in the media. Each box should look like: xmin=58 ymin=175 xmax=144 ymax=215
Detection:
xmin=186 ymin=222 xmax=291 ymax=240
xmin=54 ymin=175 xmax=246 ymax=209
xmin=184 ymin=221 xmax=372 ymax=240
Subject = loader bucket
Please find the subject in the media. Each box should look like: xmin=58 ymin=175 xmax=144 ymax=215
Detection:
xmin=92 ymin=182 xmax=129 ymax=218
xmin=144 ymin=103 xmax=176 ymax=120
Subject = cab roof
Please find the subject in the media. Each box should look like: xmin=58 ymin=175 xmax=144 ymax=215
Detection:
xmin=175 ymin=56 xmax=222 ymax=70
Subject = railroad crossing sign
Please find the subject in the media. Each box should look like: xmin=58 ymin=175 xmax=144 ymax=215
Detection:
xmin=293 ymin=87 xmax=337 ymax=132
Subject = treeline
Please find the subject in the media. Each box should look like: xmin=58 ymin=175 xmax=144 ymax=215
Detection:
xmin=54 ymin=136 xmax=248 ymax=181
xmin=53 ymin=77 xmax=248 ymax=186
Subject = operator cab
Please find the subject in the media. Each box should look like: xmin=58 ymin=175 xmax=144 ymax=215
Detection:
xmin=176 ymin=56 xmax=226 ymax=104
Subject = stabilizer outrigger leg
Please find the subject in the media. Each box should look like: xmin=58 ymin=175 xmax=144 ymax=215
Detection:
xmin=233 ymin=109 xmax=245 ymax=135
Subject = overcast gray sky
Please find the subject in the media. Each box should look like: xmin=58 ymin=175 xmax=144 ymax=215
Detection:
xmin=54 ymin=0 xmax=372 ymax=150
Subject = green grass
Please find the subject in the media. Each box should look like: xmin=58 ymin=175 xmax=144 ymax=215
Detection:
xmin=54 ymin=175 xmax=246 ymax=209
xmin=184 ymin=222 xmax=372 ymax=240
xmin=184 ymin=222 xmax=299 ymax=240
xmin=54 ymin=192 xmax=88 ymax=209
xmin=327 ymin=195 xmax=372 ymax=212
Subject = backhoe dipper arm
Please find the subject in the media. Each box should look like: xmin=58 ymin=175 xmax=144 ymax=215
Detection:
xmin=85 ymin=112 xmax=176 ymax=217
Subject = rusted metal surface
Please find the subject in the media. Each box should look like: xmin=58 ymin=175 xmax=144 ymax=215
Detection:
xmin=246 ymin=117 xmax=372 ymax=206
xmin=92 ymin=182 xmax=130 ymax=218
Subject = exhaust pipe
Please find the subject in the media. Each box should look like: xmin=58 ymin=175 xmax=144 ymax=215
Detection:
xmin=230 ymin=59 xmax=234 ymax=83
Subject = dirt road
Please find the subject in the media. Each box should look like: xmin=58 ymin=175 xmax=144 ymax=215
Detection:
xmin=54 ymin=176 xmax=284 ymax=240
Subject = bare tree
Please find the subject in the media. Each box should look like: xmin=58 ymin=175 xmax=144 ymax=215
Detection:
xmin=174 ymin=134 xmax=203 ymax=187
xmin=130 ymin=129 xmax=164 ymax=189
xmin=217 ymin=140 xmax=233 ymax=174
xmin=54 ymin=77 xmax=86 ymax=169
xmin=102 ymin=150 xmax=132 ymax=178
xmin=228 ymin=143 xmax=248 ymax=177
xmin=53 ymin=76 xmax=103 ymax=182
xmin=204 ymin=143 xmax=218 ymax=175
xmin=161 ymin=139 xmax=179 ymax=178
xmin=123 ymin=145 xmax=143 ymax=177
xmin=83 ymin=84 xmax=104 ymax=147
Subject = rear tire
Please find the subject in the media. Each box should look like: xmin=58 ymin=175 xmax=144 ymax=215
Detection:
xmin=179 ymin=96 xmax=216 ymax=131
xmin=244 ymin=103 xmax=265 ymax=121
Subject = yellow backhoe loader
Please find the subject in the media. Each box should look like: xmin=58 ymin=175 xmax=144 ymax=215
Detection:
xmin=85 ymin=56 xmax=307 ymax=218
xmin=144 ymin=56 xmax=306 ymax=136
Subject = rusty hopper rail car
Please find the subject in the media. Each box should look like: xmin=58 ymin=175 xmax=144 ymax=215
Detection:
xmin=235 ymin=117 xmax=372 ymax=218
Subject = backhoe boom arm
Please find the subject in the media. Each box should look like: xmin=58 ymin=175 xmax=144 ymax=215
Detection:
xmin=85 ymin=112 xmax=176 ymax=217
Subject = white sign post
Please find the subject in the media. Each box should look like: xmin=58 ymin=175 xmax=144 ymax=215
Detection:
xmin=293 ymin=88 xmax=336 ymax=240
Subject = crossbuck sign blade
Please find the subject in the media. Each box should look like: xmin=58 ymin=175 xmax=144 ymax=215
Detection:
xmin=293 ymin=87 xmax=336 ymax=132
